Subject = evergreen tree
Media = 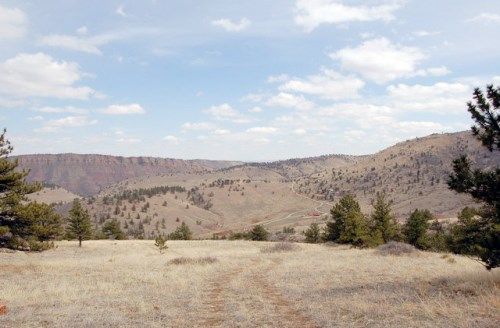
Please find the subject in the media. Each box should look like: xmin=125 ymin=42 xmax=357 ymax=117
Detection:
xmin=0 ymin=129 xmax=43 ymax=249
xmin=14 ymin=202 xmax=63 ymax=242
xmin=168 ymin=222 xmax=192 ymax=240
xmin=249 ymin=224 xmax=269 ymax=241
xmin=304 ymin=222 xmax=322 ymax=243
xmin=102 ymin=219 xmax=125 ymax=240
xmin=404 ymin=209 xmax=433 ymax=250
xmin=448 ymin=84 xmax=499 ymax=269
xmin=325 ymin=195 xmax=370 ymax=247
xmin=67 ymin=199 xmax=92 ymax=247
xmin=370 ymin=192 xmax=400 ymax=245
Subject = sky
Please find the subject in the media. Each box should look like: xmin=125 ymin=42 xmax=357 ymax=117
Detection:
xmin=1 ymin=0 xmax=499 ymax=161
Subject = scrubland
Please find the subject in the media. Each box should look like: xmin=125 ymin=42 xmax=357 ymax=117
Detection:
xmin=1 ymin=240 xmax=498 ymax=327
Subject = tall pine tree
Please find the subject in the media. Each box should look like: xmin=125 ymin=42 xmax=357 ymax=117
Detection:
xmin=0 ymin=129 xmax=44 ymax=249
xmin=448 ymin=84 xmax=499 ymax=269
xmin=370 ymin=192 xmax=400 ymax=245
xmin=67 ymin=199 xmax=92 ymax=247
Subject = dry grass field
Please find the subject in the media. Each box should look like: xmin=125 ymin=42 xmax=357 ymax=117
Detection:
xmin=1 ymin=240 xmax=498 ymax=327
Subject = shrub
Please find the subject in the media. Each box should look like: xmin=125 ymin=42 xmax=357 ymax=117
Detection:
xmin=304 ymin=223 xmax=322 ymax=243
xmin=260 ymin=242 xmax=300 ymax=253
xmin=154 ymin=235 xmax=168 ymax=253
xmin=168 ymin=256 xmax=218 ymax=265
xmin=249 ymin=225 xmax=269 ymax=241
xmin=168 ymin=222 xmax=192 ymax=240
xmin=376 ymin=241 xmax=418 ymax=256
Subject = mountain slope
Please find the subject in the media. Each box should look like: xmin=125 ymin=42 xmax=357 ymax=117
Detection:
xmin=14 ymin=154 xmax=242 ymax=196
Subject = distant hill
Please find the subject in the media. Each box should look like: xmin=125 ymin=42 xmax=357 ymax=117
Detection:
xmin=14 ymin=154 xmax=242 ymax=196
xmin=20 ymin=131 xmax=500 ymax=238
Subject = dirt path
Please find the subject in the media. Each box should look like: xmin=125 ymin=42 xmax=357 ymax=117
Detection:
xmin=199 ymin=257 xmax=320 ymax=328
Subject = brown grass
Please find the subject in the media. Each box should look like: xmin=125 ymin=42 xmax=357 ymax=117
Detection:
xmin=376 ymin=241 xmax=419 ymax=256
xmin=260 ymin=242 xmax=301 ymax=253
xmin=0 ymin=240 xmax=498 ymax=327
xmin=168 ymin=256 xmax=218 ymax=265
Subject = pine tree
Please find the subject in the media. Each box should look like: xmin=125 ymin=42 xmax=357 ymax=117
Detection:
xmin=249 ymin=224 xmax=269 ymax=241
xmin=304 ymin=222 xmax=321 ymax=243
xmin=370 ymin=192 xmax=400 ymax=245
xmin=0 ymin=129 xmax=43 ymax=249
xmin=102 ymin=219 xmax=126 ymax=240
xmin=404 ymin=209 xmax=433 ymax=250
xmin=325 ymin=195 xmax=370 ymax=247
xmin=448 ymin=84 xmax=499 ymax=269
xmin=168 ymin=222 xmax=193 ymax=240
xmin=67 ymin=199 xmax=92 ymax=247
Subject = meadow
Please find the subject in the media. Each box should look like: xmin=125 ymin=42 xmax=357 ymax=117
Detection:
xmin=1 ymin=240 xmax=498 ymax=327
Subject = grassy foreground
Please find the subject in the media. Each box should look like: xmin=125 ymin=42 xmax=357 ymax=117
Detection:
xmin=0 ymin=240 xmax=498 ymax=327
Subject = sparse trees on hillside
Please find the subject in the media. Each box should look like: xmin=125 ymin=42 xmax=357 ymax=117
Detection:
xmin=67 ymin=199 xmax=92 ymax=247
xmin=325 ymin=195 xmax=370 ymax=247
xmin=448 ymin=84 xmax=499 ymax=269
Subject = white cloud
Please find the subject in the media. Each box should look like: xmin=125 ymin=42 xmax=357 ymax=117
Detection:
xmin=294 ymin=0 xmax=403 ymax=32
xmin=28 ymin=116 xmax=44 ymax=121
xmin=0 ymin=53 xmax=95 ymax=100
xmin=38 ymin=115 xmax=97 ymax=133
xmin=212 ymin=18 xmax=251 ymax=32
xmin=387 ymin=82 xmax=471 ymax=114
xmin=116 ymin=137 xmax=141 ymax=144
xmin=241 ymin=93 xmax=266 ymax=102
xmin=246 ymin=126 xmax=278 ymax=134
xmin=204 ymin=103 xmax=250 ymax=123
xmin=101 ymin=104 xmax=145 ymax=115
xmin=163 ymin=135 xmax=179 ymax=144
xmin=467 ymin=13 xmax=500 ymax=24
xmin=330 ymin=37 xmax=425 ymax=84
xmin=293 ymin=128 xmax=307 ymax=136
xmin=181 ymin=122 xmax=215 ymax=131
xmin=266 ymin=92 xmax=314 ymax=111
xmin=0 ymin=5 xmax=27 ymax=39
xmin=34 ymin=106 xmax=88 ymax=114
xmin=116 ymin=5 xmax=128 ymax=18
xmin=248 ymin=106 xmax=263 ymax=113
xmin=417 ymin=66 xmax=451 ymax=77
xmin=267 ymin=74 xmax=290 ymax=83
xmin=412 ymin=30 xmax=440 ymax=37
xmin=213 ymin=129 xmax=230 ymax=135
xmin=279 ymin=69 xmax=364 ymax=100
xmin=40 ymin=28 xmax=159 ymax=55
xmin=76 ymin=26 xmax=88 ymax=35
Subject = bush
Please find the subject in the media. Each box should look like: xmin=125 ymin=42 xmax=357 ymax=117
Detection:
xmin=304 ymin=223 xmax=322 ymax=243
xmin=376 ymin=241 xmax=418 ymax=256
xmin=168 ymin=222 xmax=192 ymax=240
xmin=168 ymin=256 xmax=218 ymax=265
xmin=249 ymin=225 xmax=269 ymax=241
xmin=154 ymin=235 xmax=168 ymax=253
xmin=260 ymin=242 xmax=301 ymax=253
xmin=102 ymin=219 xmax=126 ymax=240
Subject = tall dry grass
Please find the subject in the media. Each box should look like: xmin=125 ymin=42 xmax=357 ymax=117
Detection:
xmin=0 ymin=240 xmax=498 ymax=327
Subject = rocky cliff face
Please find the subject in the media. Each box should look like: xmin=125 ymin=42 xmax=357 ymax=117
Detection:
xmin=14 ymin=154 xmax=241 ymax=196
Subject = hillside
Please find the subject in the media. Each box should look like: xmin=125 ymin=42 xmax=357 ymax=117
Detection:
xmin=296 ymin=131 xmax=500 ymax=219
xmin=22 ymin=131 xmax=500 ymax=238
xmin=14 ymin=154 xmax=242 ymax=196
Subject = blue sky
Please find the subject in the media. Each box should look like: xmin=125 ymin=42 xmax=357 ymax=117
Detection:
xmin=1 ymin=0 xmax=499 ymax=161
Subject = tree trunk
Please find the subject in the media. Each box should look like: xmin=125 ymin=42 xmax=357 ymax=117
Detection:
xmin=78 ymin=237 xmax=82 ymax=247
